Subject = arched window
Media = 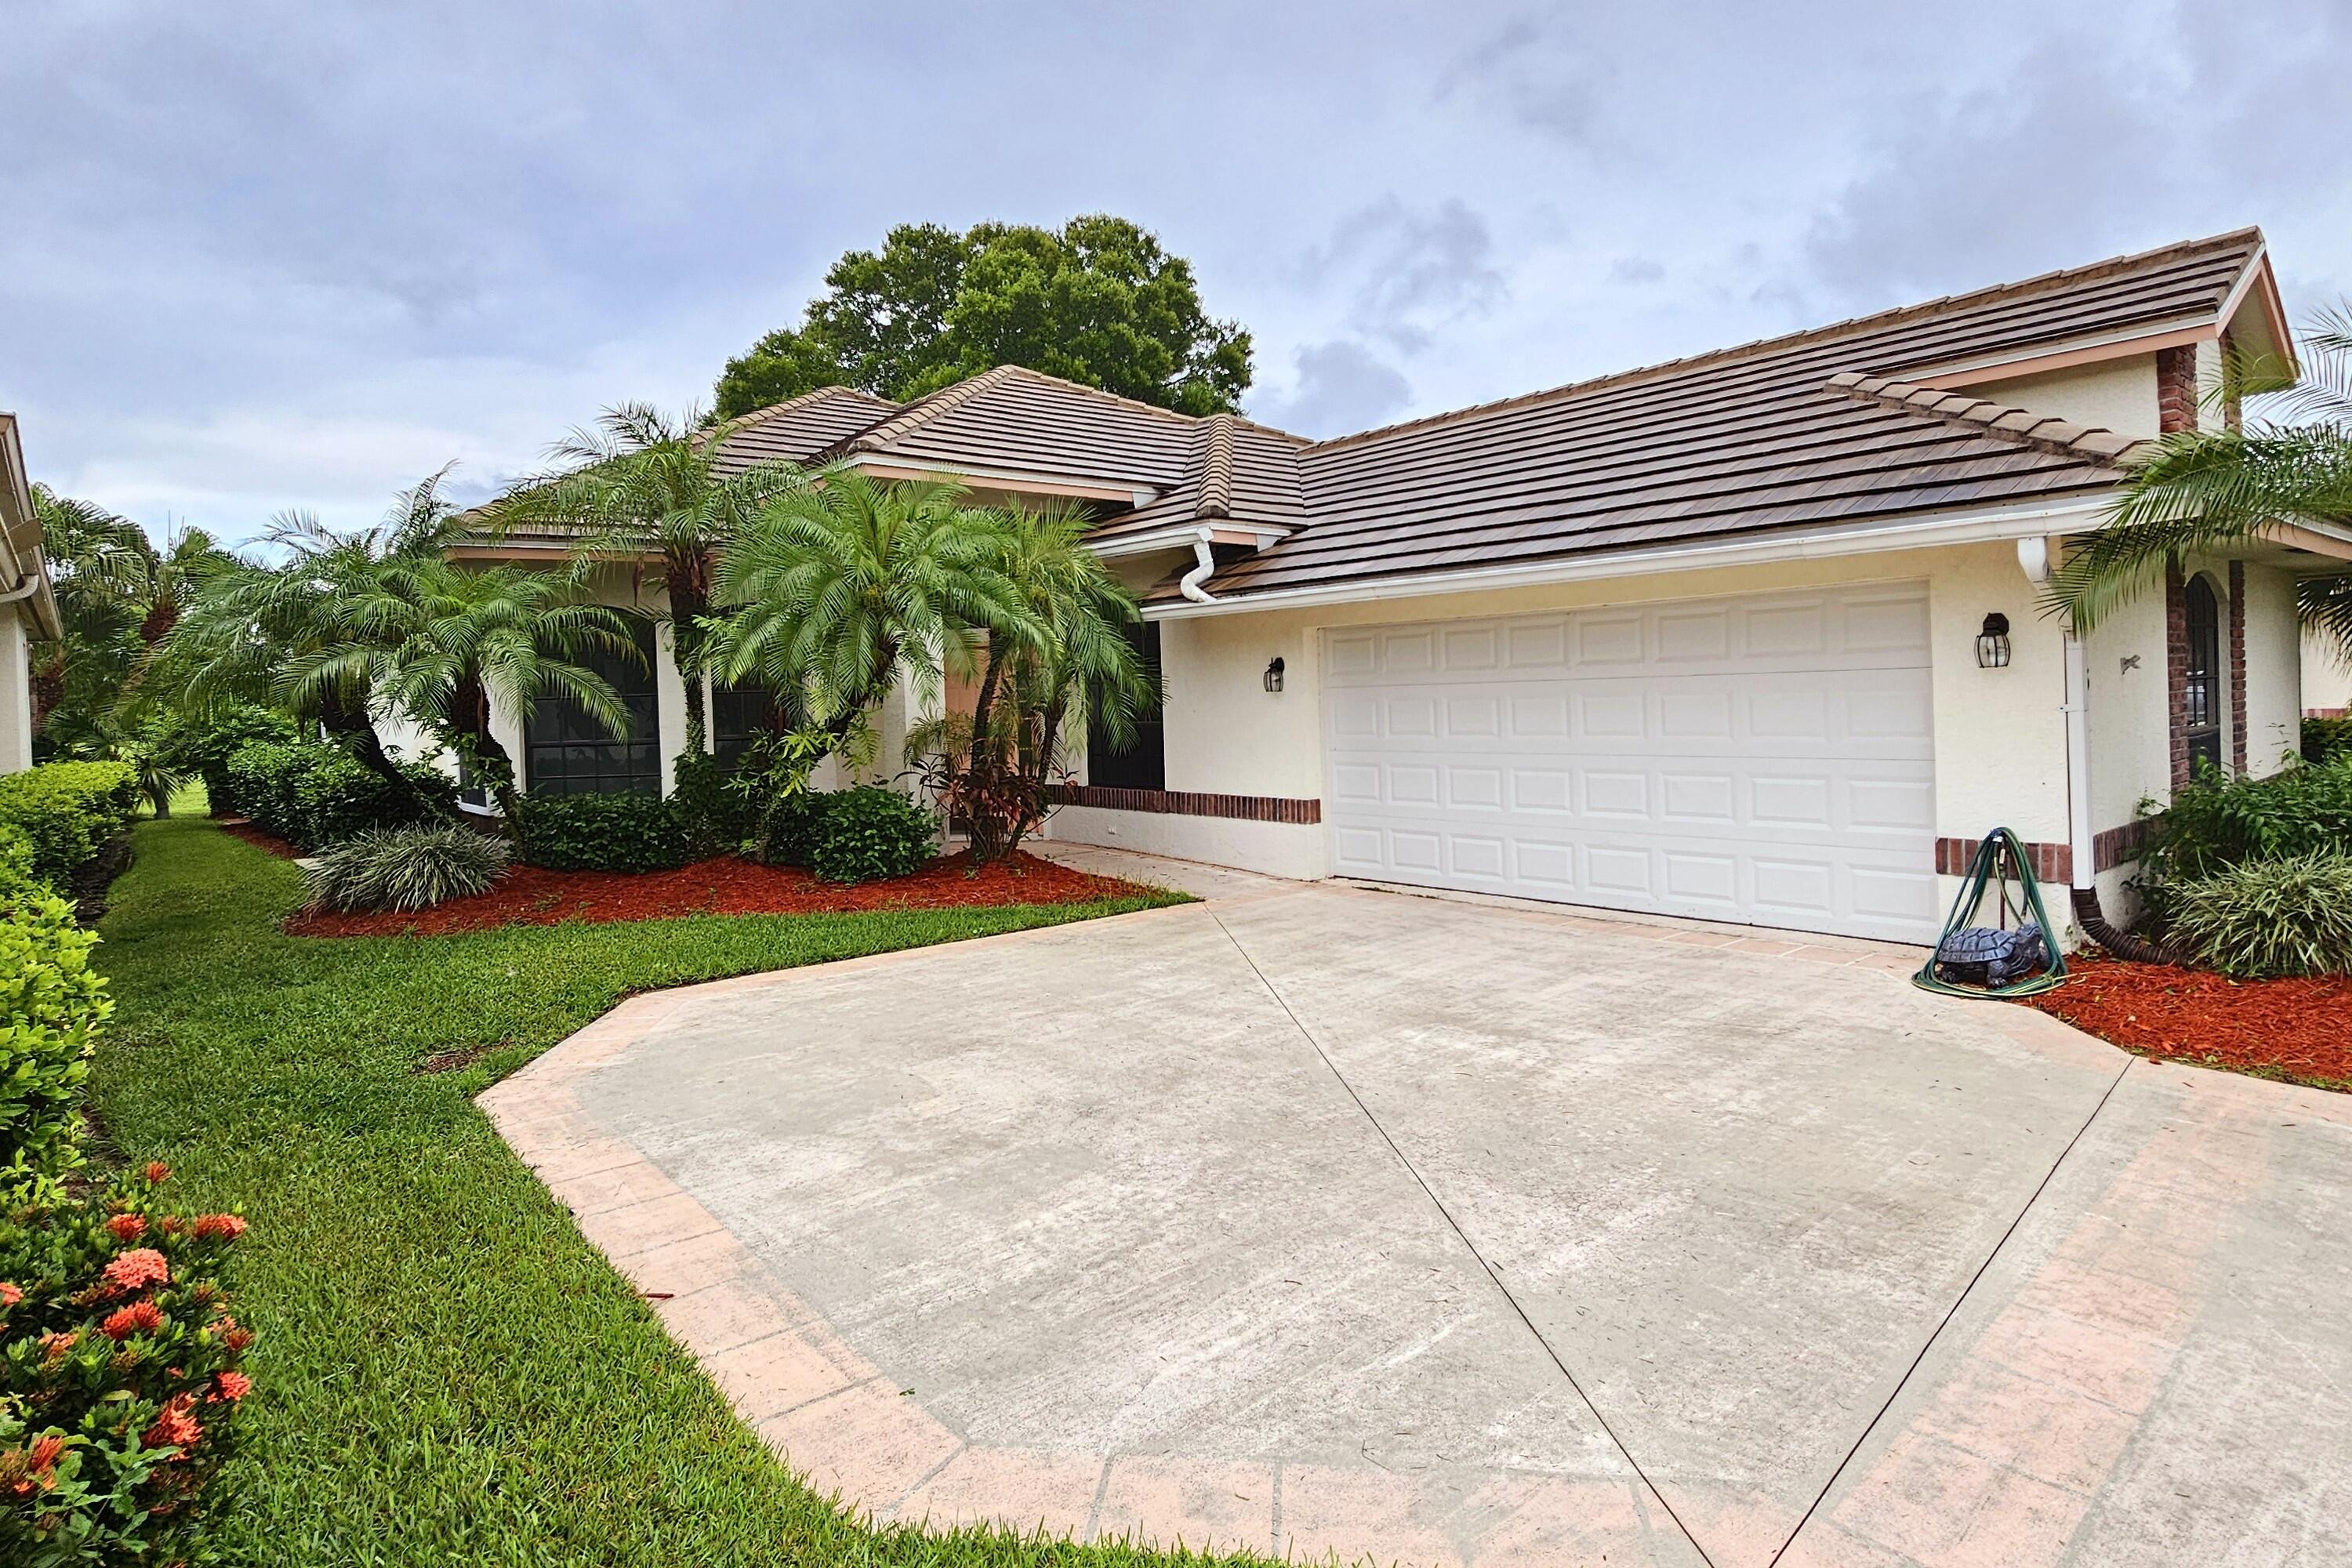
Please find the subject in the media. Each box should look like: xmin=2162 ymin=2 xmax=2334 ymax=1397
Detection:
xmin=2183 ymin=575 xmax=2223 ymax=775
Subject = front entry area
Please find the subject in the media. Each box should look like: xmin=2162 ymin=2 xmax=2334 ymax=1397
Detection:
xmin=1322 ymin=583 xmax=1942 ymax=942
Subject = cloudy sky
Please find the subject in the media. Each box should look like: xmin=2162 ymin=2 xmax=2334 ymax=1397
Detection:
xmin=7 ymin=1 xmax=2349 ymax=543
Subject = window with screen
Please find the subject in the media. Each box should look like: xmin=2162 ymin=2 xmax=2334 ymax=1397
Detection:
xmin=2183 ymin=574 xmax=2223 ymax=776
xmin=522 ymin=617 xmax=661 ymax=796
xmin=1087 ymin=620 xmax=1164 ymax=790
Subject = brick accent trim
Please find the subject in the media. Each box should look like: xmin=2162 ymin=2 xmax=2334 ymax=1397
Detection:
xmin=2092 ymin=818 xmax=2154 ymax=873
xmin=1052 ymin=785 xmax=1321 ymax=825
xmin=1935 ymin=836 xmax=2072 ymax=885
xmin=2228 ymin=559 xmax=2248 ymax=775
xmin=2156 ymin=343 xmax=2199 ymax=434
xmin=1932 ymin=822 xmax=2155 ymax=886
xmin=2166 ymin=561 xmax=2192 ymax=792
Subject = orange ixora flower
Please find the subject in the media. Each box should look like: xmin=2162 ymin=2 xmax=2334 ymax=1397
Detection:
xmin=191 ymin=1213 xmax=246 ymax=1241
xmin=143 ymin=1394 xmax=201 ymax=1455
xmin=208 ymin=1370 xmax=251 ymax=1403
xmin=100 ymin=1248 xmax=169 ymax=1296
xmin=101 ymin=1300 xmax=165 ymax=1341
xmin=106 ymin=1213 xmax=147 ymax=1243
xmin=0 ymin=1283 xmax=20 ymax=1307
xmin=144 ymin=1162 xmax=170 ymax=1185
xmin=220 ymin=1323 xmax=253 ymax=1353
xmin=2 ymin=1432 xmax=68 ymax=1497
xmin=38 ymin=1330 xmax=78 ymax=1359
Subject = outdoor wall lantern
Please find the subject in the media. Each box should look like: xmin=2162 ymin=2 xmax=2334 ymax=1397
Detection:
xmin=1263 ymin=655 xmax=1286 ymax=693
xmin=1976 ymin=612 xmax=2013 ymax=669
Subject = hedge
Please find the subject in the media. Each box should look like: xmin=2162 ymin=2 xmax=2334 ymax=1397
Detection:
xmin=513 ymin=793 xmax=688 ymax=873
xmin=0 ymin=760 xmax=141 ymax=890
xmin=223 ymin=742 xmax=449 ymax=851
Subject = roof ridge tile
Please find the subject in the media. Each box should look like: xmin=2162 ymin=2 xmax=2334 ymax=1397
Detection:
xmin=1824 ymin=372 xmax=2153 ymax=466
xmin=1194 ymin=413 xmax=1236 ymax=521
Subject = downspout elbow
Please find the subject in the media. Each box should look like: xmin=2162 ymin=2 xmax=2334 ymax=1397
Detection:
xmin=1178 ymin=528 xmax=1218 ymax=604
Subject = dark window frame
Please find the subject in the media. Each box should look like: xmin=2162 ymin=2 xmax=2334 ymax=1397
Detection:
xmin=1087 ymin=620 xmax=1165 ymax=792
xmin=522 ymin=616 xmax=662 ymax=797
xmin=2183 ymin=573 xmax=2223 ymax=775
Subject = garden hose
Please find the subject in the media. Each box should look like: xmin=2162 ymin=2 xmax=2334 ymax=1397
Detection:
xmin=1911 ymin=827 xmax=2068 ymax=1000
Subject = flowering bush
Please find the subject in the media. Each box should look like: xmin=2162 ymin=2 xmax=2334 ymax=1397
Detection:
xmin=0 ymin=1161 xmax=251 ymax=1565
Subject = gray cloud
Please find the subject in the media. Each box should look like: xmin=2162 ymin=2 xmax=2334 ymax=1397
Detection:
xmin=2 ymin=2 xmax=2349 ymax=544
xmin=1249 ymin=341 xmax=1412 ymax=439
xmin=1800 ymin=3 xmax=2352 ymax=314
xmin=1433 ymin=15 xmax=1613 ymax=143
xmin=1305 ymin=198 xmax=1507 ymax=354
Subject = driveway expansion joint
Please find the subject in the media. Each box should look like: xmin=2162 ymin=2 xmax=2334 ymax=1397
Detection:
xmin=1208 ymin=907 xmax=1723 ymax=1568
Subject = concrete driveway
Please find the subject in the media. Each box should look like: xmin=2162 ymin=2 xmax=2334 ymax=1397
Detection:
xmin=485 ymin=869 xmax=2352 ymax=1567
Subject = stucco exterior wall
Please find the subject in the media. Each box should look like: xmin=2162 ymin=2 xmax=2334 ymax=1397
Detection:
xmin=2240 ymin=563 xmax=2303 ymax=773
xmin=1969 ymin=358 xmax=2162 ymax=441
xmin=1052 ymin=543 xmax=2125 ymax=898
xmin=2307 ymin=629 xmax=2352 ymax=717
xmin=0 ymin=607 xmax=31 ymax=774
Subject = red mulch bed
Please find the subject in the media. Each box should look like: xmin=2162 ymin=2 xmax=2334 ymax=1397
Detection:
xmin=283 ymin=849 xmax=1162 ymax=938
xmin=220 ymin=820 xmax=299 ymax=859
xmin=2029 ymin=956 xmax=2352 ymax=1087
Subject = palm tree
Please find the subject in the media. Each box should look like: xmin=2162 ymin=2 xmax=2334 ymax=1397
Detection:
xmin=2047 ymin=306 xmax=2352 ymax=646
xmin=492 ymin=404 xmax=802 ymax=750
xmin=158 ymin=470 xmax=467 ymax=794
xmin=28 ymin=486 xmax=155 ymax=745
xmin=310 ymin=557 xmax=639 ymax=822
xmin=941 ymin=504 xmax=1153 ymax=859
xmin=704 ymin=468 xmax=1033 ymax=740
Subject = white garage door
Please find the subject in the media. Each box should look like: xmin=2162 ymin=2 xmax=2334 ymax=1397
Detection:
xmin=1323 ymin=584 xmax=1941 ymax=942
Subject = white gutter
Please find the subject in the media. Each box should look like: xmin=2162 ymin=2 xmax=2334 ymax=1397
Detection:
xmin=1178 ymin=528 xmax=1218 ymax=604
xmin=1146 ymin=492 xmax=2114 ymax=620
xmin=1091 ymin=521 xmax=1292 ymax=559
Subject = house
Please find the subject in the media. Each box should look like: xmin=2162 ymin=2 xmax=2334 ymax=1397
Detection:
xmin=475 ymin=228 xmax=2345 ymax=946
xmin=0 ymin=414 xmax=61 ymax=773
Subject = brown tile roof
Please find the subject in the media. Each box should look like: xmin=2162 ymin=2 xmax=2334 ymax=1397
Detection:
xmin=1083 ymin=414 xmax=1311 ymax=544
xmin=1165 ymin=227 xmax=2263 ymax=602
xmin=831 ymin=364 xmax=1203 ymax=491
xmin=706 ymin=386 xmax=900 ymax=476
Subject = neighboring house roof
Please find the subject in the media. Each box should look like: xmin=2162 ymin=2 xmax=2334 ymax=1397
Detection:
xmin=0 ymin=415 xmax=62 ymax=641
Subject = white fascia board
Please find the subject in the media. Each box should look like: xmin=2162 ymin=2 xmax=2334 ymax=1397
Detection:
xmin=1143 ymin=493 xmax=2116 ymax=620
xmin=1089 ymin=522 xmax=1293 ymax=559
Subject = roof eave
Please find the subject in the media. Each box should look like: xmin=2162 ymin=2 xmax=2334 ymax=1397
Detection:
xmin=1142 ymin=490 xmax=2119 ymax=619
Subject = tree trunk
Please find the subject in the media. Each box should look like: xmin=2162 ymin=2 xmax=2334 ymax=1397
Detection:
xmin=318 ymin=688 xmax=433 ymax=811
xmin=451 ymin=675 xmax=522 ymax=829
xmin=670 ymin=556 xmax=711 ymax=755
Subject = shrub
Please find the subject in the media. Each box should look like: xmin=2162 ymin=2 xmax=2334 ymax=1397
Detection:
xmin=0 ymin=885 xmax=108 ymax=1199
xmin=2140 ymin=753 xmax=2352 ymax=886
xmin=0 ymin=762 xmax=140 ymax=891
xmin=670 ymin=750 xmax=752 ymax=858
xmin=222 ymin=742 xmax=448 ymax=851
xmin=0 ymin=1162 xmax=252 ymax=1565
xmin=513 ymin=793 xmax=688 ymax=873
xmin=0 ymin=870 xmax=252 ymax=1562
xmin=2308 ymin=715 xmax=2352 ymax=765
xmin=304 ymin=823 xmax=510 ymax=913
xmin=2165 ymin=851 xmax=2352 ymax=978
xmin=154 ymin=706 xmax=299 ymax=812
xmin=806 ymin=787 xmax=935 ymax=884
xmin=752 ymin=792 xmax=828 ymax=869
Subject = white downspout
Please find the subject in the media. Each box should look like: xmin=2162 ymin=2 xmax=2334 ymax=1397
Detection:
xmin=1178 ymin=527 xmax=1218 ymax=604
xmin=2063 ymin=630 xmax=2094 ymax=894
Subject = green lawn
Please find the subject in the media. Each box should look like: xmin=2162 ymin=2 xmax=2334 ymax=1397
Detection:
xmin=92 ymin=817 xmax=1241 ymax=1567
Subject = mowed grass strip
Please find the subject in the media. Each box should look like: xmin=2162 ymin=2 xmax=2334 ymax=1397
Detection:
xmin=93 ymin=818 xmax=1240 ymax=1567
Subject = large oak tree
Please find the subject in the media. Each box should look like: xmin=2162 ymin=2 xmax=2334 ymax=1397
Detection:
xmin=713 ymin=215 xmax=1253 ymax=419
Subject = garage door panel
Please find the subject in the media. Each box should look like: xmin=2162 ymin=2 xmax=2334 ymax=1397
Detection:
xmin=1323 ymin=584 xmax=1937 ymax=942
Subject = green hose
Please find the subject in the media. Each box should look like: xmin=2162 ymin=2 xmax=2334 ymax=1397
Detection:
xmin=1911 ymin=826 xmax=2069 ymax=1000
